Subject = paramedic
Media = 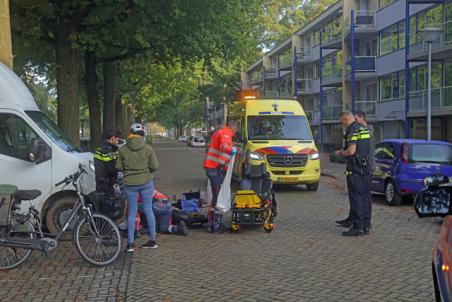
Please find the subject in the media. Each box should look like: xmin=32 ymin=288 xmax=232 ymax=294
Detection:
xmin=203 ymin=120 xmax=239 ymax=233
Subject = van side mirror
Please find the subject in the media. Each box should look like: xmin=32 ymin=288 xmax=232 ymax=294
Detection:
xmin=28 ymin=138 xmax=51 ymax=164
xmin=414 ymin=187 xmax=451 ymax=217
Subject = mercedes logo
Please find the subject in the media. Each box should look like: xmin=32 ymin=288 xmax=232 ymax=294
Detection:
xmin=284 ymin=156 xmax=293 ymax=164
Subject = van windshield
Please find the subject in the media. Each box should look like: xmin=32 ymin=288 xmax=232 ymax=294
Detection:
xmin=410 ymin=144 xmax=452 ymax=164
xmin=26 ymin=111 xmax=79 ymax=152
xmin=247 ymin=115 xmax=312 ymax=140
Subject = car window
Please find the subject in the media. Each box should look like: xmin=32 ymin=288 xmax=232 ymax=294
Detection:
xmin=0 ymin=113 xmax=41 ymax=161
xmin=375 ymin=143 xmax=395 ymax=160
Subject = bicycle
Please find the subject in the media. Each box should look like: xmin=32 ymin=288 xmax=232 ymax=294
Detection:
xmin=0 ymin=164 xmax=122 ymax=269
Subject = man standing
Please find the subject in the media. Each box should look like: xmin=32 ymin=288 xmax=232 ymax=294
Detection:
xmin=334 ymin=111 xmax=372 ymax=236
xmin=203 ymin=120 xmax=238 ymax=233
xmin=94 ymin=129 xmax=121 ymax=214
xmin=354 ymin=110 xmax=375 ymax=230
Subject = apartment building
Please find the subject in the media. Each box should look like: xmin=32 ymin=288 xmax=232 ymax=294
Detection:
xmin=241 ymin=0 xmax=452 ymax=148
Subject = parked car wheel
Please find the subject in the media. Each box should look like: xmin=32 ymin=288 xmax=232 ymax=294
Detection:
xmin=306 ymin=182 xmax=319 ymax=191
xmin=384 ymin=180 xmax=402 ymax=206
xmin=432 ymin=263 xmax=442 ymax=302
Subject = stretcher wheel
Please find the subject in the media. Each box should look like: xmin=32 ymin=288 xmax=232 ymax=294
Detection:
xmin=231 ymin=223 xmax=240 ymax=232
xmin=263 ymin=223 xmax=273 ymax=233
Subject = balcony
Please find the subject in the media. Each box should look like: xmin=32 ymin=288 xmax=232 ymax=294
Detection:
xmin=296 ymin=78 xmax=320 ymax=95
xmin=321 ymin=29 xmax=342 ymax=49
xmin=408 ymin=21 xmax=452 ymax=61
xmin=408 ymin=86 xmax=452 ymax=116
xmin=263 ymin=90 xmax=279 ymax=98
xmin=264 ymin=67 xmax=277 ymax=80
xmin=296 ymin=47 xmax=313 ymax=63
xmin=377 ymin=98 xmax=406 ymax=121
xmin=344 ymin=11 xmax=377 ymax=40
xmin=322 ymin=68 xmax=342 ymax=87
xmin=354 ymin=100 xmax=377 ymax=117
xmin=346 ymin=56 xmax=376 ymax=81
xmin=278 ymin=56 xmax=293 ymax=71
xmin=322 ymin=105 xmax=343 ymax=120
xmin=250 ymin=74 xmax=263 ymax=85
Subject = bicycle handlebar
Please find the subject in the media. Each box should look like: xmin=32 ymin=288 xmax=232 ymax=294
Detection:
xmin=55 ymin=164 xmax=87 ymax=187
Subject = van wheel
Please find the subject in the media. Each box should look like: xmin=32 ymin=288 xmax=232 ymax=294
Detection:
xmin=306 ymin=182 xmax=319 ymax=191
xmin=385 ymin=180 xmax=402 ymax=206
xmin=46 ymin=196 xmax=77 ymax=235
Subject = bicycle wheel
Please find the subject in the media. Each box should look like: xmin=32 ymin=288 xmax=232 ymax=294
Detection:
xmin=74 ymin=213 xmax=121 ymax=266
xmin=0 ymin=217 xmax=35 ymax=270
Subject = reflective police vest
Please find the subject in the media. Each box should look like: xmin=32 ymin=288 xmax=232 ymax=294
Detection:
xmin=344 ymin=123 xmax=371 ymax=175
xmin=203 ymin=126 xmax=233 ymax=171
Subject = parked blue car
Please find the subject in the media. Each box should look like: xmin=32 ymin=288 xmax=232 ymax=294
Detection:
xmin=372 ymin=139 xmax=452 ymax=205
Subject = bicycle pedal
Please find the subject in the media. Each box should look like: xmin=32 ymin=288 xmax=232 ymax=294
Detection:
xmin=41 ymin=238 xmax=58 ymax=251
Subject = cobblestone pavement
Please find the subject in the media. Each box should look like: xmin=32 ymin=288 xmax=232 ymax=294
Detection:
xmin=0 ymin=140 xmax=443 ymax=301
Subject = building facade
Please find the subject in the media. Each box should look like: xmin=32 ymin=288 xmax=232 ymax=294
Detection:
xmin=241 ymin=0 xmax=452 ymax=149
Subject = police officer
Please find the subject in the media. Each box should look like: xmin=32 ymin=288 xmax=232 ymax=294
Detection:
xmin=203 ymin=120 xmax=238 ymax=233
xmin=334 ymin=111 xmax=372 ymax=236
xmin=354 ymin=110 xmax=375 ymax=229
xmin=94 ymin=129 xmax=121 ymax=213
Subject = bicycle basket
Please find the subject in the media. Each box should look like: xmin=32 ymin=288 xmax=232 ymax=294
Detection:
xmin=0 ymin=184 xmax=18 ymax=226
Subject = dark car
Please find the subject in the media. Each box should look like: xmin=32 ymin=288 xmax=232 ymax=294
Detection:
xmin=372 ymin=139 xmax=452 ymax=205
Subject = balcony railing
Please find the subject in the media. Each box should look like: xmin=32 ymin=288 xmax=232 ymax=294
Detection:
xmin=264 ymin=67 xmax=277 ymax=79
xmin=346 ymin=56 xmax=376 ymax=73
xmin=355 ymin=100 xmax=377 ymax=116
xmin=296 ymin=47 xmax=312 ymax=61
xmin=297 ymin=79 xmax=313 ymax=93
xmin=263 ymin=91 xmax=279 ymax=98
xmin=408 ymin=86 xmax=452 ymax=112
xmin=321 ymin=29 xmax=342 ymax=45
xmin=322 ymin=67 xmax=342 ymax=83
xmin=322 ymin=105 xmax=343 ymax=120
xmin=409 ymin=21 xmax=452 ymax=55
xmin=344 ymin=10 xmax=376 ymax=33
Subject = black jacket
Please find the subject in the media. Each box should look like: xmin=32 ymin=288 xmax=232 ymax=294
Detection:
xmin=94 ymin=142 xmax=118 ymax=196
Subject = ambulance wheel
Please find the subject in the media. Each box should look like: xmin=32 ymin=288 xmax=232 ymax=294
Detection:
xmin=264 ymin=223 xmax=273 ymax=233
xmin=306 ymin=182 xmax=319 ymax=191
xmin=231 ymin=224 xmax=240 ymax=232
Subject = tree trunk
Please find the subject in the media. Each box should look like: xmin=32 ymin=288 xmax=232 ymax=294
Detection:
xmin=126 ymin=104 xmax=135 ymax=132
xmin=115 ymin=97 xmax=129 ymax=138
xmin=84 ymin=51 xmax=102 ymax=148
xmin=103 ymin=61 xmax=117 ymax=132
xmin=56 ymin=21 xmax=80 ymax=146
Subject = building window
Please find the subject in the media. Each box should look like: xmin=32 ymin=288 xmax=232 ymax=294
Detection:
xmin=380 ymin=71 xmax=404 ymax=101
xmin=380 ymin=21 xmax=405 ymax=56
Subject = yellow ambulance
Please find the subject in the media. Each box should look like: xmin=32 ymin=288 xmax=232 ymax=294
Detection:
xmin=229 ymin=97 xmax=321 ymax=190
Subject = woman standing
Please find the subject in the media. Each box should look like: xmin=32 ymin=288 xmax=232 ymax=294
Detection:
xmin=116 ymin=123 xmax=159 ymax=252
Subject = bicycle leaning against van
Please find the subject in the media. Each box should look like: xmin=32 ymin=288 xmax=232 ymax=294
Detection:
xmin=0 ymin=164 xmax=122 ymax=269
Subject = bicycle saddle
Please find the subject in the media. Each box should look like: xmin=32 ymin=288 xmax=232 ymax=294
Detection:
xmin=14 ymin=190 xmax=42 ymax=202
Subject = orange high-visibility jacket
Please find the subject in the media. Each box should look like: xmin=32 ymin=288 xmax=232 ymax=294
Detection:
xmin=203 ymin=126 xmax=234 ymax=170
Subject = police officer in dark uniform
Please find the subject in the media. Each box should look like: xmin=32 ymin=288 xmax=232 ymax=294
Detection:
xmin=334 ymin=111 xmax=372 ymax=236
xmin=94 ymin=129 xmax=121 ymax=214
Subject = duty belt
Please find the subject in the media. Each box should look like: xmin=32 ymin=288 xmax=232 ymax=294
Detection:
xmin=344 ymin=171 xmax=352 ymax=176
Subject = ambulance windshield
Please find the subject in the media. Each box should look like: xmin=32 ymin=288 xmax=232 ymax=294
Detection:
xmin=247 ymin=115 xmax=312 ymax=140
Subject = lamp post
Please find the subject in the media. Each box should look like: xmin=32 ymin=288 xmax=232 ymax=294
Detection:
xmin=419 ymin=28 xmax=442 ymax=141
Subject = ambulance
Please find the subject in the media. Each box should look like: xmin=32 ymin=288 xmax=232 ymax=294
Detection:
xmin=230 ymin=95 xmax=321 ymax=190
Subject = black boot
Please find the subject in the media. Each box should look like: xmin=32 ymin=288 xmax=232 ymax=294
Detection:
xmin=342 ymin=227 xmax=365 ymax=237
xmin=336 ymin=218 xmax=352 ymax=228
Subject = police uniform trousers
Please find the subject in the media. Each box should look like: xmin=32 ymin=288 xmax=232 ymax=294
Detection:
xmin=346 ymin=172 xmax=372 ymax=230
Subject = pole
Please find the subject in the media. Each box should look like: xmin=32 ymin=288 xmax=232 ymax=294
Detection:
xmin=427 ymin=42 xmax=432 ymax=141
xmin=404 ymin=1 xmax=410 ymax=138
xmin=351 ymin=10 xmax=355 ymax=113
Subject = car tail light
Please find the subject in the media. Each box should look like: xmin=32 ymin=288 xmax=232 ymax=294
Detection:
xmin=401 ymin=143 xmax=409 ymax=163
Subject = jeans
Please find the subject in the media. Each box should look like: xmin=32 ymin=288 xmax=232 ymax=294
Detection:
xmin=153 ymin=201 xmax=172 ymax=232
xmin=206 ymin=168 xmax=226 ymax=208
xmin=124 ymin=181 xmax=156 ymax=244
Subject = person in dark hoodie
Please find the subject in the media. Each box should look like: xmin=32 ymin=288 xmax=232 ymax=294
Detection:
xmin=116 ymin=123 xmax=160 ymax=252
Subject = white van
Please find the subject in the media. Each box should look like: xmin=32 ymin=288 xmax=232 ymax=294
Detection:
xmin=0 ymin=62 xmax=97 ymax=234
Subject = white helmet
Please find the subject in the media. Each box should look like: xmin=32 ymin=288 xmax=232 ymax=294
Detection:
xmin=130 ymin=123 xmax=145 ymax=135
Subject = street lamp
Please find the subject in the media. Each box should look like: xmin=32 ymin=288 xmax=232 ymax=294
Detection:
xmin=419 ymin=27 xmax=442 ymax=141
